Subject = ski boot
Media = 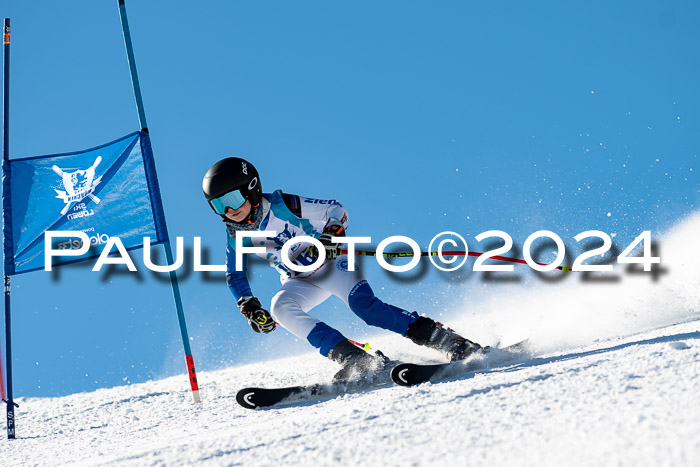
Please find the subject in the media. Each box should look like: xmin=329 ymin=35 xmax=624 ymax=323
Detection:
xmin=405 ymin=316 xmax=482 ymax=362
xmin=328 ymin=339 xmax=388 ymax=382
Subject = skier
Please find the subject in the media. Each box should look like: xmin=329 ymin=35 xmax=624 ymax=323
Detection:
xmin=202 ymin=157 xmax=482 ymax=380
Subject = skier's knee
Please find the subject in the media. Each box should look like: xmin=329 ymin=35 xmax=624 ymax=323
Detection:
xmin=348 ymin=280 xmax=418 ymax=333
xmin=270 ymin=291 xmax=300 ymax=323
xmin=347 ymin=281 xmax=384 ymax=327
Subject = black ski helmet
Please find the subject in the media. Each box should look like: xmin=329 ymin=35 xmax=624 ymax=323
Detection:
xmin=202 ymin=157 xmax=263 ymax=215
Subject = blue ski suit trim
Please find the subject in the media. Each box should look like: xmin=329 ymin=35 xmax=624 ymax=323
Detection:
xmin=226 ymin=234 xmax=253 ymax=301
xmin=348 ymin=281 xmax=419 ymax=336
xmin=306 ymin=323 xmax=347 ymax=357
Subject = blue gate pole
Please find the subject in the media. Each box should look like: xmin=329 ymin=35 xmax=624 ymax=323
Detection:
xmin=2 ymin=17 xmax=17 ymax=439
xmin=117 ymin=1 xmax=200 ymax=402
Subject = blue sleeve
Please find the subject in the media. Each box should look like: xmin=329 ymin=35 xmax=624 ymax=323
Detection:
xmin=226 ymin=235 xmax=253 ymax=301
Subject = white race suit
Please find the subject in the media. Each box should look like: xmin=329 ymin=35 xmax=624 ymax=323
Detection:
xmin=224 ymin=190 xmax=419 ymax=356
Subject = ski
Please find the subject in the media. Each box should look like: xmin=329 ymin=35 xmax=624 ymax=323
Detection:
xmin=236 ymin=385 xmax=309 ymax=409
xmin=391 ymin=339 xmax=530 ymax=387
xmin=236 ymin=355 xmax=400 ymax=409
xmin=236 ymin=376 xmax=397 ymax=409
xmin=236 ymin=340 xmax=530 ymax=407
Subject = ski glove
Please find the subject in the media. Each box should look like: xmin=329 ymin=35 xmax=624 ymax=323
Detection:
xmin=310 ymin=218 xmax=346 ymax=261
xmin=237 ymin=296 xmax=276 ymax=334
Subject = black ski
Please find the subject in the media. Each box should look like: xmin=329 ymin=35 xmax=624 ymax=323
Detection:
xmin=236 ymin=356 xmax=399 ymax=409
xmin=236 ymin=376 xmax=399 ymax=409
xmin=391 ymin=339 xmax=530 ymax=387
xmin=236 ymin=385 xmax=312 ymax=409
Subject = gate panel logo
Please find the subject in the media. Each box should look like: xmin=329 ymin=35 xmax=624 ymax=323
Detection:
xmin=53 ymin=156 xmax=103 ymax=215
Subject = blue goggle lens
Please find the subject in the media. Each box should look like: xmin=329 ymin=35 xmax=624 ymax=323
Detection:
xmin=210 ymin=189 xmax=246 ymax=215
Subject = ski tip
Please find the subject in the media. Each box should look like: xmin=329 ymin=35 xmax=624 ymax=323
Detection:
xmin=236 ymin=388 xmax=261 ymax=410
xmin=391 ymin=363 xmax=415 ymax=387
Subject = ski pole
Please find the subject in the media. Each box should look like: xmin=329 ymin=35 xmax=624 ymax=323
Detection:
xmin=348 ymin=339 xmax=371 ymax=350
xmin=340 ymin=249 xmax=571 ymax=272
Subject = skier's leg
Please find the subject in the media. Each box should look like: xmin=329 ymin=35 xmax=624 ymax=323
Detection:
xmin=271 ymin=276 xmax=384 ymax=377
xmin=312 ymin=258 xmax=481 ymax=361
xmin=347 ymin=280 xmax=420 ymax=334
xmin=310 ymin=258 xmax=419 ymax=335
xmin=270 ymin=278 xmax=347 ymax=357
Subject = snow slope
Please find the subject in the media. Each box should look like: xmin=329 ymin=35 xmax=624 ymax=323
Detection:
xmin=1 ymin=318 xmax=699 ymax=466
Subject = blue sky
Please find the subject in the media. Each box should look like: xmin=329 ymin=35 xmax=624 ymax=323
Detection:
xmin=1 ymin=1 xmax=698 ymax=397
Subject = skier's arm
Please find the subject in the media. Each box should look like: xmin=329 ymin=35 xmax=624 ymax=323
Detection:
xmin=312 ymin=217 xmax=346 ymax=260
xmin=283 ymin=193 xmax=349 ymax=260
xmin=225 ymin=236 xmax=253 ymax=301
xmin=226 ymin=236 xmax=276 ymax=334
xmin=284 ymin=193 xmax=349 ymax=230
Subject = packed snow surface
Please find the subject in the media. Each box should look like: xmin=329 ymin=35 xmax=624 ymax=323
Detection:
xmin=1 ymin=318 xmax=699 ymax=466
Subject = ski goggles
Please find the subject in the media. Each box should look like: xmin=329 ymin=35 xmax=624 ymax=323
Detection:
xmin=210 ymin=189 xmax=246 ymax=215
